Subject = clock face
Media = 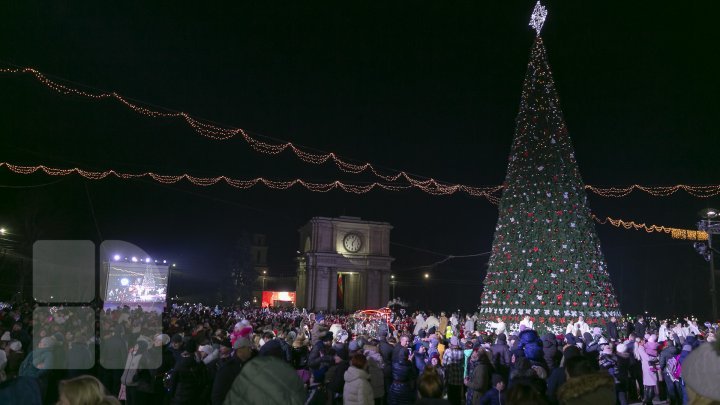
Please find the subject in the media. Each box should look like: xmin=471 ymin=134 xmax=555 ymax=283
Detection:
xmin=343 ymin=233 xmax=362 ymax=252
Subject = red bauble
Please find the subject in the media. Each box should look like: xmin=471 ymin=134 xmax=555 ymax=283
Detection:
xmin=541 ymin=301 xmax=546 ymax=305
xmin=533 ymin=247 xmax=539 ymax=252
xmin=533 ymin=279 xmax=538 ymax=283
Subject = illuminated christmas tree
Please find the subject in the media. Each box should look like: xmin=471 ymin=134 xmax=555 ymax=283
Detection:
xmin=478 ymin=2 xmax=621 ymax=332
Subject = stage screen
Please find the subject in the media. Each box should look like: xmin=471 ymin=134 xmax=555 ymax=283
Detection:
xmin=261 ymin=291 xmax=296 ymax=308
xmin=105 ymin=262 xmax=169 ymax=304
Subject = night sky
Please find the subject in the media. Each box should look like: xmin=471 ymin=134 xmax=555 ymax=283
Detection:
xmin=1 ymin=1 xmax=718 ymax=318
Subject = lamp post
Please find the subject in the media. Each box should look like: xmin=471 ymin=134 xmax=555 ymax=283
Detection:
xmin=390 ymin=274 xmax=396 ymax=300
xmin=698 ymin=208 xmax=719 ymax=321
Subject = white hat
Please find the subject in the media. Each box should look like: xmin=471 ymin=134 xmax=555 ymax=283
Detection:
xmin=1 ymin=332 xmax=10 ymax=341
xmin=9 ymin=341 xmax=21 ymax=352
xmin=199 ymin=345 xmax=214 ymax=356
xmin=616 ymin=343 xmax=627 ymax=353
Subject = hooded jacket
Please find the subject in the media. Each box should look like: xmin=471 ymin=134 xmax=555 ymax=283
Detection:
xmin=364 ymin=350 xmax=385 ymax=399
xmin=556 ymin=372 xmax=615 ymax=405
xmin=542 ymin=333 xmax=558 ymax=370
xmin=389 ymin=361 xmax=416 ymax=404
xmin=518 ymin=330 xmax=543 ymax=363
xmin=223 ymin=356 xmax=306 ymax=405
xmin=343 ymin=366 xmax=374 ymax=405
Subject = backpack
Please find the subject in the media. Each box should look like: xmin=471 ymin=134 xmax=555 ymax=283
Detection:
xmin=665 ymin=354 xmax=681 ymax=382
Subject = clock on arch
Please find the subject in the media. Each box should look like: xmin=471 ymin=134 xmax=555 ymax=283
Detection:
xmin=343 ymin=232 xmax=363 ymax=253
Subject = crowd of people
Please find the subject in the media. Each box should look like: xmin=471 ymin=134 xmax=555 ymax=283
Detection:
xmin=0 ymin=301 xmax=718 ymax=405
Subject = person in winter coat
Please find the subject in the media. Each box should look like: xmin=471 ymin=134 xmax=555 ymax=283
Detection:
xmin=464 ymin=315 xmax=475 ymax=338
xmin=546 ymin=346 xmax=582 ymax=404
xmin=363 ymin=347 xmax=385 ymax=404
xmin=417 ymin=366 xmax=450 ymax=405
xmin=613 ymin=344 xmax=632 ymax=405
xmin=211 ymin=336 xmax=254 ymax=405
xmin=490 ymin=334 xmax=511 ymax=380
xmin=634 ymin=317 xmax=647 ymax=339
xmin=343 ymin=353 xmax=374 ymax=405
xmin=598 ymin=345 xmax=626 ymax=405
xmin=464 ymin=349 xmax=491 ymax=405
xmin=309 ymin=332 xmax=335 ymax=383
xmin=414 ymin=344 xmax=429 ymax=374
xmin=224 ymin=355 xmax=306 ymax=405
xmin=120 ymin=339 xmax=148 ymax=405
xmin=658 ymin=341 xmax=681 ymax=405
xmin=65 ymin=335 xmax=93 ymax=378
xmin=479 ymin=374 xmax=505 ymax=405
xmin=541 ymin=333 xmax=558 ymax=372
xmin=607 ymin=317 xmax=619 ymax=341
xmin=557 ymin=356 xmax=615 ymax=405
xmin=439 ymin=313 xmax=449 ymax=337
xmin=517 ymin=330 xmax=544 ymax=367
xmin=169 ymin=339 xmax=209 ymax=405
xmin=634 ymin=340 xmax=657 ymax=405
xmin=388 ymin=357 xmax=416 ymax=405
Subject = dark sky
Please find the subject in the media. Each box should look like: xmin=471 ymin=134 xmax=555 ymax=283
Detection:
xmin=1 ymin=1 xmax=718 ymax=318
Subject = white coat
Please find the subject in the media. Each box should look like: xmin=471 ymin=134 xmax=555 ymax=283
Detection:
xmin=343 ymin=366 xmax=374 ymax=405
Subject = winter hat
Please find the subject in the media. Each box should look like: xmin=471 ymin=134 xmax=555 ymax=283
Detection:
xmin=592 ymin=327 xmax=602 ymax=336
xmin=154 ymin=333 xmax=171 ymax=346
xmin=259 ymin=339 xmax=284 ymax=359
xmin=349 ymin=340 xmax=360 ymax=353
xmin=233 ymin=336 xmax=252 ymax=349
xmin=565 ymin=334 xmax=577 ymax=346
xmin=199 ymin=345 xmax=214 ymax=356
xmin=238 ymin=326 xmax=253 ymax=338
xmin=321 ymin=331 xmax=334 ymax=342
xmin=8 ymin=340 xmax=21 ymax=352
xmin=563 ymin=346 xmax=582 ymax=361
xmin=1 ymin=332 xmax=10 ymax=341
xmin=682 ymin=344 xmax=693 ymax=352
xmin=496 ymin=334 xmax=507 ymax=343
xmin=336 ymin=330 xmax=349 ymax=343
xmin=450 ymin=337 xmax=459 ymax=348
xmin=682 ymin=343 xmax=720 ymax=400
xmin=616 ymin=344 xmax=627 ymax=354
xmin=171 ymin=334 xmax=183 ymax=344
xmin=419 ymin=330 xmax=427 ymax=338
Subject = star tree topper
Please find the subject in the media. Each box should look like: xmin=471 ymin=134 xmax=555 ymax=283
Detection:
xmin=529 ymin=1 xmax=548 ymax=36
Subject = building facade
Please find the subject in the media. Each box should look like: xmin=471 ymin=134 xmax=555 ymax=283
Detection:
xmin=296 ymin=216 xmax=393 ymax=311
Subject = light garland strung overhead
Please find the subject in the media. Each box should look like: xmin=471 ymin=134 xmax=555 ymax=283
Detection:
xmin=0 ymin=162 xmax=503 ymax=202
xmin=2 ymin=67 xmax=719 ymax=200
xmin=0 ymin=161 xmax=710 ymax=240
xmin=0 ymin=67 xmax=462 ymax=186
xmin=591 ymin=214 xmax=708 ymax=241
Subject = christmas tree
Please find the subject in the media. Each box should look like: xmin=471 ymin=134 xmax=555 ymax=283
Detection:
xmin=478 ymin=3 xmax=621 ymax=333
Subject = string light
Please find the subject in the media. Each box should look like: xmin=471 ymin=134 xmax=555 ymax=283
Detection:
xmin=1 ymin=68 xmax=718 ymax=202
xmin=592 ymin=214 xmax=708 ymax=241
xmin=586 ymin=184 xmax=720 ymax=198
xmin=0 ymin=162 xmax=503 ymax=201
xmin=0 ymin=67 xmax=478 ymax=188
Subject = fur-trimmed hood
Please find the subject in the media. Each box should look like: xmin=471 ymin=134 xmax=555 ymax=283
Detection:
xmin=557 ymin=372 xmax=615 ymax=404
